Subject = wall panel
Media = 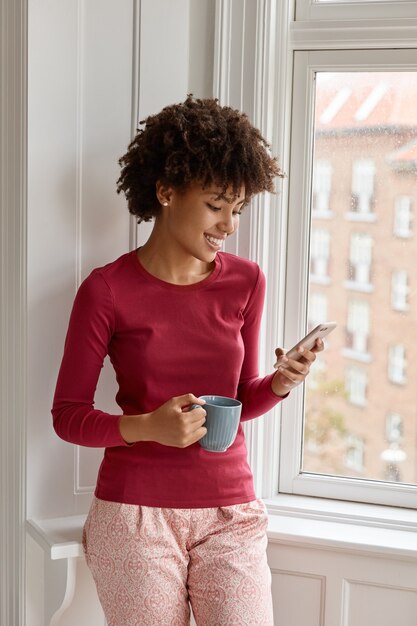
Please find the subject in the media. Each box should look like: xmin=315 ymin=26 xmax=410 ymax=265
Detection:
xmin=27 ymin=0 xmax=135 ymax=520
xmin=271 ymin=569 xmax=325 ymax=626
xmin=343 ymin=580 xmax=417 ymax=626
xmin=268 ymin=539 xmax=417 ymax=626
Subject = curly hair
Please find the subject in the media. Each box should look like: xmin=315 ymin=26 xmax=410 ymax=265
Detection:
xmin=117 ymin=95 xmax=283 ymax=222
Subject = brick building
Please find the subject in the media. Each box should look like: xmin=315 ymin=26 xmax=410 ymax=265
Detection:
xmin=303 ymin=72 xmax=417 ymax=484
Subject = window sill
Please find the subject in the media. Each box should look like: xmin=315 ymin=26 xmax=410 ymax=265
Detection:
xmin=342 ymin=347 xmax=372 ymax=363
xmin=264 ymin=494 xmax=417 ymax=560
xmin=27 ymin=495 xmax=417 ymax=564
xmin=312 ymin=209 xmax=334 ymax=219
xmin=310 ymin=275 xmax=331 ymax=285
xmin=344 ymin=280 xmax=374 ymax=293
xmin=344 ymin=212 xmax=377 ymax=223
xmin=394 ymin=232 xmax=412 ymax=239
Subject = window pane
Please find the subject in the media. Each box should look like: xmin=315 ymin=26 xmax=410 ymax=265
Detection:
xmin=303 ymin=71 xmax=417 ymax=485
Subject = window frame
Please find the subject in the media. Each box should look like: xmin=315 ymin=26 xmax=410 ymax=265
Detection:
xmin=393 ymin=196 xmax=413 ymax=237
xmin=213 ymin=0 xmax=417 ymax=519
xmin=391 ymin=270 xmax=410 ymax=311
xmin=295 ymin=0 xmax=417 ymax=22
xmin=277 ymin=47 xmax=417 ymax=509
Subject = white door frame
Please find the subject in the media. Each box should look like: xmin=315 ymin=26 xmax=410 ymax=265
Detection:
xmin=0 ymin=0 xmax=28 ymax=623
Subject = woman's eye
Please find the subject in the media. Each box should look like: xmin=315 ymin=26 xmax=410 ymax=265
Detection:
xmin=206 ymin=203 xmax=244 ymax=215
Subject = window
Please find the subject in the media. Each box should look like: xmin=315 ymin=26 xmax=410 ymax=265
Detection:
xmin=345 ymin=366 xmax=367 ymax=407
xmin=346 ymin=233 xmax=373 ymax=291
xmin=312 ymin=159 xmax=333 ymax=216
xmin=278 ymin=47 xmax=417 ymax=509
xmin=382 ymin=413 xmax=407 ymax=482
xmin=394 ymin=196 xmax=413 ymax=238
xmin=349 ymin=159 xmax=376 ymax=219
xmin=391 ymin=270 xmax=409 ymax=311
xmin=224 ymin=0 xmax=417 ymax=509
xmin=344 ymin=300 xmax=370 ymax=359
xmin=344 ymin=434 xmax=365 ymax=473
xmin=386 ymin=413 xmax=403 ymax=444
xmin=388 ymin=344 xmax=407 ymax=384
xmin=308 ymin=292 xmax=328 ymax=327
xmin=310 ymin=228 xmax=330 ymax=282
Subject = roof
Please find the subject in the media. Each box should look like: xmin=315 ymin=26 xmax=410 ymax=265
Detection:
xmin=315 ymin=72 xmax=417 ymax=168
xmin=315 ymin=72 xmax=417 ymax=131
xmin=386 ymin=138 xmax=417 ymax=170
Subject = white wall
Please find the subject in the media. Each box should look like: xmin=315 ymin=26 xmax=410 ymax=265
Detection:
xmin=27 ymin=0 xmax=134 ymax=520
xmin=26 ymin=1 xmax=214 ymax=622
xmin=24 ymin=0 xmax=417 ymax=624
xmin=27 ymin=0 xmax=214 ymax=522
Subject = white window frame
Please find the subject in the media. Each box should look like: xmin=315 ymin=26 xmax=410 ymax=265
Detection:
xmin=386 ymin=412 xmax=403 ymax=443
xmin=310 ymin=227 xmax=331 ymax=281
xmin=344 ymin=299 xmax=371 ymax=358
xmin=346 ymin=365 xmax=368 ymax=407
xmin=295 ymin=0 xmax=417 ymax=22
xmin=312 ymin=159 xmax=333 ymax=215
xmin=309 ymin=292 xmax=328 ymax=326
xmin=344 ymin=434 xmax=365 ymax=472
xmin=214 ymin=0 xmax=417 ymax=521
xmin=345 ymin=232 xmax=373 ymax=291
xmin=391 ymin=270 xmax=409 ymax=311
xmin=388 ymin=344 xmax=407 ymax=384
xmin=394 ymin=196 xmax=413 ymax=237
xmin=278 ymin=48 xmax=417 ymax=509
xmin=350 ymin=159 xmax=376 ymax=217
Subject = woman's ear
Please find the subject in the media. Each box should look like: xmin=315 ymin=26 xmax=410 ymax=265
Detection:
xmin=155 ymin=181 xmax=173 ymax=207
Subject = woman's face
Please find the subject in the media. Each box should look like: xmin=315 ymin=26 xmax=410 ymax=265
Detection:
xmin=157 ymin=181 xmax=246 ymax=263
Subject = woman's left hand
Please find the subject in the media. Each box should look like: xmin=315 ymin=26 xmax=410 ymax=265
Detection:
xmin=271 ymin=338 xmax=324 ymax=397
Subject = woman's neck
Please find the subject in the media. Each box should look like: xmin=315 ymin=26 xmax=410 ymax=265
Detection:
xmin=137 ymin=230 xmax=214 ymax=286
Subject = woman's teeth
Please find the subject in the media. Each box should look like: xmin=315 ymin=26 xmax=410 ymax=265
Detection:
xmin=205 ymin=234 xmax=223 ymax=247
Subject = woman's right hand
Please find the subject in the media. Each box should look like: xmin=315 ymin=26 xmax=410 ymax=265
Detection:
xmin=119 ymin=393 xmax=207 ymax=447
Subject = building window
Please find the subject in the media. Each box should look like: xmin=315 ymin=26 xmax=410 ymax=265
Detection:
xmin=350 ymin=159 xmax=376 ymax=218
xmin=388 ymin=344 xmax=406 ymax=384
xmin=346 ymin=232 xmax=373 ymax=290
xmin=391 ymin=270 xmax=409 ymax=311
xmin=394 ymin=196 xmax=413 ymax=238
xmin=345 ymin=300 xmax=370 ymax=357
xmin=312 ymin=159 xmax=333 ymax=215
xmin=310 ymin=228 xmax=330 ymax=282
xmin=344 ymin=434 xmax=365 ymax=472
xmin=345 ymin=366 xmax=367 ymax=406
xmin=386 ymin=413 xmax=403 ymax=444
xmin=308 ymin=292 xmax=328 ymax=327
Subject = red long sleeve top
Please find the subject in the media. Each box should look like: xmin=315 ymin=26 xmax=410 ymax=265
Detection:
xmin=52 ymin=250 xmax=283 ymax=507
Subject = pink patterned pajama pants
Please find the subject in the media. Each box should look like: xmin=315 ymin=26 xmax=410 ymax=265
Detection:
xmin=82 ymin=496 xmax=274 ymax=626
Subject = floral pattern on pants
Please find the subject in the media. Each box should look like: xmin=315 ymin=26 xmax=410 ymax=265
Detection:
xmin=83 ymin=497 xmax=274 ymax=626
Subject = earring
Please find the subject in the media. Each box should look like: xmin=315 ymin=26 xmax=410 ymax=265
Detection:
xmin=162 ymin=201 xmax=169 ymax=206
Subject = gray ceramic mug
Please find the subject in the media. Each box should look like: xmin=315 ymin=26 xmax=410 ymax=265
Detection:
xmin=194 ymin=395 xmax=242 ymax=452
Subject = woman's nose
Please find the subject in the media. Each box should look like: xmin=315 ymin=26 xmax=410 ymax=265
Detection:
xmin=218 ymin=212 xmax=235 ymax=234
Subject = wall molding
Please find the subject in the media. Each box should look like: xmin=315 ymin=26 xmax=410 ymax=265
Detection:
xmin=75 ymin=0 xmax=85 ymax=289
xmin=129 ymin=0 xmax=141 ymax=251
xmin=0 ymin=0 xmax=28 ymax=623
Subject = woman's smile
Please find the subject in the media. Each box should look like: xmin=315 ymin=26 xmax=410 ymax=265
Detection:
xmin=204 ymin=233 xmax=226 ymax=250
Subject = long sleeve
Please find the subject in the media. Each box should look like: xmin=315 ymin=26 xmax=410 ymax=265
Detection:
xmin=50 ymin=250 xmax=282 ymax=507
xmin=51 ymin=271 xmax=128 ymax=448
xmin=237 ymin=267 xmax=283 ymax=421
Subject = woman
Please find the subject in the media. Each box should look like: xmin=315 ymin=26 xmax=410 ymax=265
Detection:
xmin=52 ymin=95 xmax=322 ymax=626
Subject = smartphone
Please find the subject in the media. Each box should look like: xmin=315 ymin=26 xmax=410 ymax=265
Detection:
xmin=274 ymin=322 xmax=337 ymax=367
